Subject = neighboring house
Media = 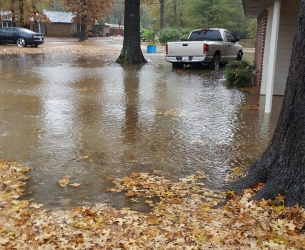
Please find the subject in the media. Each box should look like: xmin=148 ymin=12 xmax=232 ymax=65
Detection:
xmin=43 ymin=11 xmax=76 ymax=37
xmin=242 ymin=0 xmax=301 ymax=112
xmin=0 ymin=11 xmax=76 ymax=37
xmin=0 ymin=11 xmax=120 ymax=38
xmin=103 ymin=23 xmax=124 ymax=36
xmin=0 ymin=11 xmax=13 ymax=28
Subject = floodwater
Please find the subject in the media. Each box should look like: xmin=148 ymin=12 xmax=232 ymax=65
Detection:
xmin=0 ymin=43 xmax=282 ymax=211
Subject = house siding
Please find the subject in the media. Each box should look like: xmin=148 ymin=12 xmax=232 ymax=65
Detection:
xmin=255 ymin=10 xmax=268 ymax=93
xmin=273 ymin=0 xmax=300 ymax=95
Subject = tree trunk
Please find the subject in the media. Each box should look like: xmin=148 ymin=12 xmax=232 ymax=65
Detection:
xmin=160 ymin=0 xmax=164 ymax=29
xmin=12 ymin=10 xmax=16 ymax=27
xmin=77 ymin=23 xmax=81 ymax=38
xmin=116 ymin=0 xmax=146 ymax=64
xmin=19 ymin=0 xmax=25 ymax=27
xmin=79 ymin=1 xmax=88 ymax=42
xmin=79 ymin=23 xmax=87 ymax=41
xmin=230 ymin=1 xmax=305 ymax=207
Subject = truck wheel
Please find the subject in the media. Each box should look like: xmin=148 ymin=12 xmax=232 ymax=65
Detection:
xmin=209 ymin=55 xmax=220 ymax=70
xmin=237 ymin=51 xmax=243 ymax=61
xmin=172 ymin=62 xmax=184 ymax=68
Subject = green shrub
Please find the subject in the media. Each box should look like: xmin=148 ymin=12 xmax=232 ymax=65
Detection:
xmin=157 ymin=27 xmax=183 ymax=45
xmin=225 ymin=60 xmax=255 ymax=87
xmin=141 ymin=28 xmax=157 ymax=45
xmin=180 ymin=28 xmax=191 ymax=40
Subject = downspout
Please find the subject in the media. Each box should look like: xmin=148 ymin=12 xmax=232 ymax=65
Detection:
xmin=265 ymin=0 xmax=281 ymax=113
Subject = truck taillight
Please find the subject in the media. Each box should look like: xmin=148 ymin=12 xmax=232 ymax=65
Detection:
xmin=204 ymin=43 xmax=209 ymax=54
xmin=166 ymin=43 xmax=168 ymax=54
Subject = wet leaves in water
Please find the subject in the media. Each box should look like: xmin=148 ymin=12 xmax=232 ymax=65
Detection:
xmin=58 ymin=176 xmax=70 ymax=187
xmin=74 ymin=87 xmax=98 ymax=92
xmin=154 ymin=109 xmax=179 ymax=116
xmin=1 ymin=161 xmax=305 ymax=249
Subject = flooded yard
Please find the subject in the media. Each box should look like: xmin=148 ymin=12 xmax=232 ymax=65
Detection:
xmin=0 ymin=37 xmax=282 ymax=211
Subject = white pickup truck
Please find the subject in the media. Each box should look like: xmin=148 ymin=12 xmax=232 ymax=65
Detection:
xmin=165 ymin=28 xmax=243 ymax=69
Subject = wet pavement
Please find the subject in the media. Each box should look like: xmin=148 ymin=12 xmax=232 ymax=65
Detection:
xmin=0 ymin=37 xmax=282 ymax=211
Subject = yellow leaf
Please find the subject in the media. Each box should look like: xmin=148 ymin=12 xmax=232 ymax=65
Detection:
xmin=148 ymin=216 xmax=159 ymax=225
xmin=196 ymin=230 xmax=206 ymax=243
xmin=7 ymin=232 xmax=15 ymax=236
xmin=95 ymin=217 xmax=104 ymax=224
xmin=273 ymin=204 xmax=285 ymax=214
xmin=274 ymin=237 xmax=287 ymax=244
xmin=226 ymin=190 xmax=235 ymax=196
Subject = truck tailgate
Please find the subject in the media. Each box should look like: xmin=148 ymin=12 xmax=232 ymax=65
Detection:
xmin=167 ymin=41 xmax=204 ymax=56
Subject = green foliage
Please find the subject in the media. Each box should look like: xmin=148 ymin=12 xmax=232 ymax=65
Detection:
xmin=180 ymin=28 xmax=191 ymax=40
xmin=157 ymin=27 xmax=183 ymax=45
xmin=148 ymin=0 xmax=252 ymax=39
xmin=140 ymin=7 xmax=155 ymax=29
xmin=141 ymin=28 xmax=157 ymax=45
xmin=246 ymin=19 xmax=257 ymax=39
xmin=225 ymin=60 xmax=255 ymax=87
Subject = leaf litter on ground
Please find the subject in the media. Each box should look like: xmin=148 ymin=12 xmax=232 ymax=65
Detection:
xmin=1 ymin=161 xmax=305 ymax=249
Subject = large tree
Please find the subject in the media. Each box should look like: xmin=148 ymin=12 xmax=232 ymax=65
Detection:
xmin=230 ymin=0 xmax=305 ymax=207
xmin=116 ymin=0 xmax=147 ymax=64
xmin=63 ymin=0 xmax=113 ymax=41
xmin=159 ymin=0 xmax=164 ymax=29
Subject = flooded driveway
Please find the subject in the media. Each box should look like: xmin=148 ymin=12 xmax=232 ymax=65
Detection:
xmin=0 ymin=38 xmax=282 ymax=210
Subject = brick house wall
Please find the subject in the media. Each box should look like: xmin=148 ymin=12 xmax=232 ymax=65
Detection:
xmin=254 ymin=9 xmax=268 ymax=93
xmin=110 ymin=28 xmax=124 ymax=36
xmin=44 ymin=23 xmax=77 ymax=37
xmin=103 ymin=26 xmax=124 ymax=36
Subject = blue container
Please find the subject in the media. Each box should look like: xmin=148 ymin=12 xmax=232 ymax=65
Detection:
xmin=147 ymin=45 xmax=157 ymax=53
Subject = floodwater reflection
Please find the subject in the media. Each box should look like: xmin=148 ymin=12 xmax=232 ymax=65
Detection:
xmin=0 ymin=53 xmax=282 ymax=211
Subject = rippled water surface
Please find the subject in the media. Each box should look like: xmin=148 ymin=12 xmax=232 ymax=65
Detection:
xmin=0 ymin=50 xmax=282 ymax=210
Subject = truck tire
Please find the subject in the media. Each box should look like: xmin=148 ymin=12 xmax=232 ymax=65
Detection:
xmin=237 ymin=51 xmax=243 ymax=61
xmin=209 ymin=55 xmax=220 ymax=70
xmin=172 ymin=62 xmax=184 ymax=68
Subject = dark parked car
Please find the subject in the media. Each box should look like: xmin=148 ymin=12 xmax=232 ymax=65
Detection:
xmin=0 ymin=27 xmax=44 ymax=48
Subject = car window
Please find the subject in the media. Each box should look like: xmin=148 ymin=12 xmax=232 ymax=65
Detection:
xmin=19 ymin=28 xmax=34 ymax=34
xmin=224 ymin=31 xmax=235 ymax=43
xmin=189 ymin=30 xmax=222 ymax=41
xmin=1 ymin=29 xmax=10 ymax=34
xmin=6 ymin=28 xmax=14 ymax=35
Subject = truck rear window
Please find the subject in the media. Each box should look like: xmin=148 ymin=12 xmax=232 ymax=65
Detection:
xmin=189 ymin=30 xmax=222 ymax=41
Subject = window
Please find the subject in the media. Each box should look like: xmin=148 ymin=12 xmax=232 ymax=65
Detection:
xmin=37 ymin=23 xmax=45 ymax=34
xmin=2 ymin=21 xmax=12 ymax=28
xmin=224 ymin=31 xmax=235 ymax=43
xmin=189 ymin=30 xmax=222 ymax=41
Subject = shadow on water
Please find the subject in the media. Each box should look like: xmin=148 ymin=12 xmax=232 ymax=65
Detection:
xmin=0 ymin=53 xmax=282 ymax=212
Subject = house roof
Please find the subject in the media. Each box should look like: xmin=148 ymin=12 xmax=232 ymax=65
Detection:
xmin=43 ymin=11 xmax=74 ymax=23
xmin=104 ymin=23 xmax=124 ymax=28
xmin=0 ymin=10 xmax=75 ymax=23
xmin=242 ymin=0 xmax=274 ymax=18
xmin=0 ymin=11 xmax=12 ymax=21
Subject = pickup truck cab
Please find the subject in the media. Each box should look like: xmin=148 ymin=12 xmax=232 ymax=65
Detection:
xmin=165 ymin=28 xmax=243 ymax=69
